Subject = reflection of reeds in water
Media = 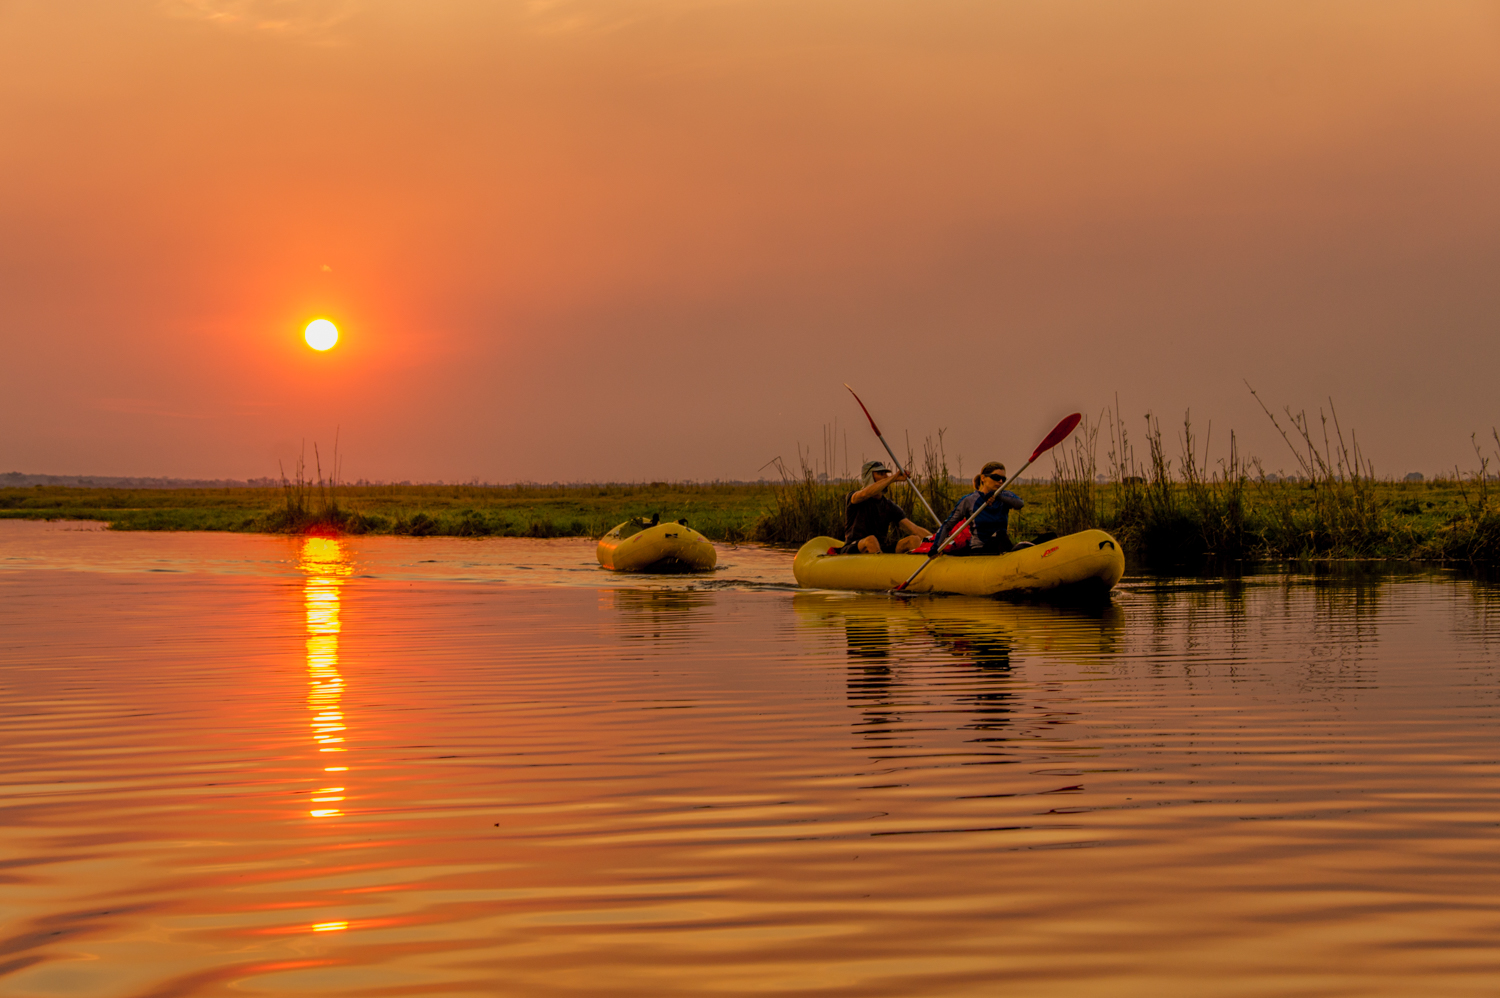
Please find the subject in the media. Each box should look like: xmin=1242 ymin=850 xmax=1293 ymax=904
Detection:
xmin=301 ymin=537 xmax=351 ymax=820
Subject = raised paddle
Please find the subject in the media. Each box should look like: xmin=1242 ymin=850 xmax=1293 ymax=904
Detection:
xmin=844 ymin=384 xmax=942 ymax=527
xmin=893 ymin=412 xmax=1082 ymax=593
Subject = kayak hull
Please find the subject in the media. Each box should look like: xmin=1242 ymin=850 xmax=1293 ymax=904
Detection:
xmin=598 ymin=521 xmax=718 ymax=573
xmin=793 ymin=529 xmax=1124 ymax=597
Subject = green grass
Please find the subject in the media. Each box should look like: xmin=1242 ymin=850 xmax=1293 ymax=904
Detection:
xmin=5 ymin=477 xmax=1496 ymax=563
xmin=1012 ymin=478 xmax=1498 ymax=564
xmin=0 ymin=482 xmax=777 ymax=542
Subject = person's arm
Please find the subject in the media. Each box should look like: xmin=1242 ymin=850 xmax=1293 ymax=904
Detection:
xmin=849 ymin=471 xmax=906 ymax=504
xmin=929 ymin=494 xmax=974 ymax=550
xmin=898 ymin=518 xmax=927 ymax=538
xmin=996 ymin=489 xmax=1024 ymax=510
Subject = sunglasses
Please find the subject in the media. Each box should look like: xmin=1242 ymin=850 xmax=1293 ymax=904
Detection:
xmin=986 ymin=473 xmax=1007 ymax=482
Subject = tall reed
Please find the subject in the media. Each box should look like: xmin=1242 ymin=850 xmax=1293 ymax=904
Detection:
xmin=267 ymin=436 xmax=360 ymax=533
xmin=1050 ymin=414 xmax=1100 ymax=535
xmin=1431 ymin=430 xmax=1500 ymax=563
xmin=753 ymin=427 xmax=958 ymax=545
xmin=1248 ymin=388 xmax=1389 ymax=557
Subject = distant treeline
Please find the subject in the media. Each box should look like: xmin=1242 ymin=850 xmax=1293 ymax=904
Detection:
xmin=1 ymin=472 xmax=283 ymax=489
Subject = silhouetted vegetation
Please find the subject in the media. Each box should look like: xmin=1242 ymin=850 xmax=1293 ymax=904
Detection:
xmin=5 ymin=407 xmax=1500 ymax=565
xmin=752 ymin=429 xmax=960 ymax=547
xmin=1030 ymin=397 xmax=1500 ymax=567
xmin=0 ymin=479 xmax=776 ymax=542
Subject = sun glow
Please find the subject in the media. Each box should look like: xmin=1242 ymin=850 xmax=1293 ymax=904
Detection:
xmin=304 ymin=319 xmax=339 ymax=351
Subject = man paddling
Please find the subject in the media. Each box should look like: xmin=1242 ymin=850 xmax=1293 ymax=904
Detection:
xmin=843 ymin=460 xmax=930 ymax=554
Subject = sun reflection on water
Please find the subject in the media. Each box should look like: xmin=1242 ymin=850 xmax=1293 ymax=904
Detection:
xmin=300 ymin=537 xmax=352 ymax=820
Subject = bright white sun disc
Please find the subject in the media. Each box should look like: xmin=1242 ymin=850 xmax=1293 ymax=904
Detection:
xmin=304 ymin=319 xmax=339 ymax=351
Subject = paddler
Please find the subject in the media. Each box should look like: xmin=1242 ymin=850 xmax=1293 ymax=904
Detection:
xmin=929 ymin=461 xmax=1024 ymax=556
xmin=843 ymin=460 xmax=930 ymax=554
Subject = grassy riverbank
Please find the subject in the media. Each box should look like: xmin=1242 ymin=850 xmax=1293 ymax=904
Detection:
xmin=754 ymin=410 xmax=1500 ymax=564
xmin=0 ymin=482 xmax=777 ymax=542
xmin=3 ymin=476 xmax=1498 ymax=563
xmin=757 ymin=476 xmax=1500 ymax=565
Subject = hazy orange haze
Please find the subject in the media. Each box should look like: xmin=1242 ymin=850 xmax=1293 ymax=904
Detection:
xmin=2 ymin=0 xmax=1498 ymax=481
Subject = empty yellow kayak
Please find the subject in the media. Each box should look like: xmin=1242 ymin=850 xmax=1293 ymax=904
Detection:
xmin=597 ymin=518 xmax=717 ymax=573
xmin=793 ymin=529 xmax=1124 ymax=597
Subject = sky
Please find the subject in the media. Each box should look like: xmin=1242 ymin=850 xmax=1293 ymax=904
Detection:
xmin=2 ymin=0 xmax=1498 ymax=482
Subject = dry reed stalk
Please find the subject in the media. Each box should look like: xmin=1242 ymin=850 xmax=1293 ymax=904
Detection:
xmin=1050 ymin=413 xmax=1100 ymax=534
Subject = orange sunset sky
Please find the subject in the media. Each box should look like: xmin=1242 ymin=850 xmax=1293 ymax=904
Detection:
xmin=2 ymin=0 xmax=1497 ymax=482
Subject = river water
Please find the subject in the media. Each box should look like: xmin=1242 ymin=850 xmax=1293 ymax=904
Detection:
xmin=3 ymin=520 xmax=1499 ymax=996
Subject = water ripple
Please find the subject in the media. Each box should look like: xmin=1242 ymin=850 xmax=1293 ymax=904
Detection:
xmin=2 ymin=526 xmax=1500 ymax=994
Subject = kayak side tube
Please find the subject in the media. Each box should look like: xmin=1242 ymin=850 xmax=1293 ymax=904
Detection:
xmin=792 ymin=529 xmax=1125 ymax=597
xmin=598 ymin=521 xmax=718 ymax=573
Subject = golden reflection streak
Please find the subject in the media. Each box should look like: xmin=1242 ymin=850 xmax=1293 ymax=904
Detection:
xmin=299 ymin=537 xmax=352 ymax=822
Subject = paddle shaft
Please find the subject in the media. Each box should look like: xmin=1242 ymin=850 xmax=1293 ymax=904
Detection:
xmin=892 ymin=461 xmax=1030 ymax=592
xmin=893 ymin=411 xmax=1082 ymax=593
xmin=844 ymin=384 xmax=942 ymax=527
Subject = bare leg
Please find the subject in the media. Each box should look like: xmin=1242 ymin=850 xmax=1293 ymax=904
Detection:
xmin=894 ymin=535 xmax=924 ymax=554
xmin=856 ymin=535 xmax=883 ymax=554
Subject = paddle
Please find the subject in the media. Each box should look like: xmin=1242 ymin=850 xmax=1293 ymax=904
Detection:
xmin=844 ymin=384 xmax=942 ymax=527
xmin=893 ymin=412 xmax=1082 ymax=593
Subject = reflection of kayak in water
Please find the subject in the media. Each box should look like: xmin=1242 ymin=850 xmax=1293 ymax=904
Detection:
xmin=792 ymin=590 xmax=1124 ymax=663
xmin=597 ymin=519 xmax=717 ymax=572
xmin=793 ymin=529 xmax=1125 ymax=598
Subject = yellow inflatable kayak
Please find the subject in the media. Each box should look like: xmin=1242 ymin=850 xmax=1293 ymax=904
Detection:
xmin=793 ymin=529 xmax=1124 ymax=597
xmin=597 ymin=518 xmax=717 ymax=573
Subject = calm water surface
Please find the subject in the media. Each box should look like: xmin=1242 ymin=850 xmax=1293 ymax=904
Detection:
xmin=3 ymin=521 xmax=1500 ymax=996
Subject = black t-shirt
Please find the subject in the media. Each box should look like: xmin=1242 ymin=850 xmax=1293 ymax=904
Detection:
xmin=845 ymin=491 xmax=906 ymax=544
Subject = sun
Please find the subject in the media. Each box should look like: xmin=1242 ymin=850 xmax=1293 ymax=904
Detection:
xmin=304 ymin=319 xmax=339 ymax=351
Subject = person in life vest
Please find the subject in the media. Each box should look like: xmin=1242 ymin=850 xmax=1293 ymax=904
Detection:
xmin=843 ymin=460 xmax=931 ymax=554
xmin=928 ymin=461 xmax=1024 ymax=556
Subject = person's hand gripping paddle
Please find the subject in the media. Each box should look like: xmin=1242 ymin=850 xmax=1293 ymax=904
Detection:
xmin=845 ymin=384 xmax=942 ymax=528
xmin=893 ymin=413 xmax=1082 ymax=594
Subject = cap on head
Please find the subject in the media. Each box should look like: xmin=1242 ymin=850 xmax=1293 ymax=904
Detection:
xmin=861 ymin=460 xmax=891 ymax=486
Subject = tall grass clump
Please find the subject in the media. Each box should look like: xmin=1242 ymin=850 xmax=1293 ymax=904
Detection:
xmin=1179 ymin=417 xmax=1248 ymax=557
xmin=1050 ymin=414 xmax=1100 ymax=536
xmin=752 ymin=450 xmax=848 ymax=544
xmin=264 ymin=438 xmax=372 ymax=534
xmin=1096 ymin=409 xmax=1247 ymax=563
xmin=752 ymin=427 xmax=958 ymax=545
xmin=909 ymin=428 xmax=964 ymax=525
xmin=1429 ymin=431 xmax=1500 ymax=563
xmin=1248 ymin=388 xmax=1389 ymax=558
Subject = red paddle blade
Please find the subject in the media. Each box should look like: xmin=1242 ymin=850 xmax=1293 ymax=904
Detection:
xmin=844 ymin=383 xmax=882 ymax=436
xmin=1029 ymin=413 xmax=1082 ymax=462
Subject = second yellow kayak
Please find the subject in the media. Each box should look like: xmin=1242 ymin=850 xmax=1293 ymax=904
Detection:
xmin=597 ymin=518 xmax=718 ymax=573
